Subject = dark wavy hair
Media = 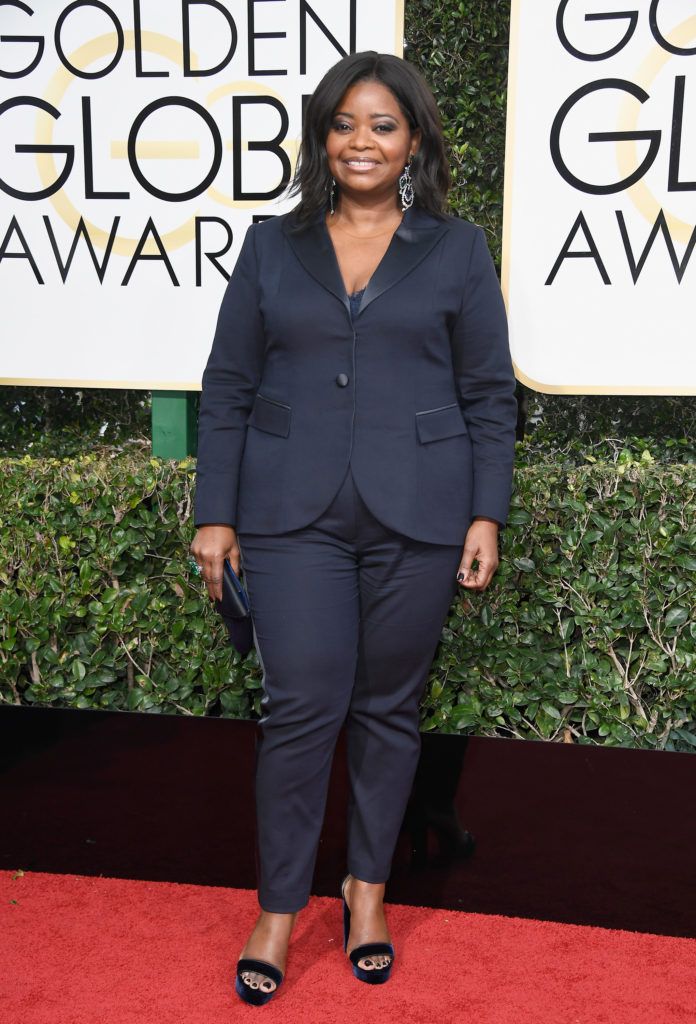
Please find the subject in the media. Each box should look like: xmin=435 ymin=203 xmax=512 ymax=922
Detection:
xmin=285 ymin=51 xmax=451 ymax=228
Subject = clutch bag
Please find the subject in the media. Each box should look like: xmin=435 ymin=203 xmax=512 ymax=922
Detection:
xmin=214 ymin=558 xmax=253 ymax=657
xmin=215 ymin=557 xmax=250 ymax=619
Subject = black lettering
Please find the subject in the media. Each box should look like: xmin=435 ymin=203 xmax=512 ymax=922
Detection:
xmin=556 ymin=0 xmax=638 ymax=62
xmin=44 ymin=214 xmax=119 ymax=283
xmin=301 ymin=92 xmax=312 ymax=129
xmin=668 ymin=76 xmax=695 ymax=192
xmin=0 ymin=97 xmax=74 ymax=200
xmin=182 ymin=0 xmax=237 ymax=77
xmin=195 ymin=216 xmax=232 ymax=285
xmin=550 ymin=80 xmax=660 ymax=195
xmin=82 ymin=97 xmax=129 ymax=199
xmin=128 ymin=97 xmax=222 ymax=202
xmin=649 ymin=0 xmax=696 ymax=57
xmin=0 ymin=215 xmax=43 ymax=282
xmin=545 ymin=212 xmax=611 ymax=285
xmin=122 ymin=217 xmax=179 ymax=286
xmin=299 ymin=0 xmax=356 ymax=74
xmin=0 ymin=0 xmax=44 ymax=79
xmin=233 ymin=95 xmax=290 ymax=200
xmin=248 ymin=0 xmax=287 ymax=76
xmin=616 ymin=209 xmax=696 ymax=284
xmin=54 ymin=1 xmax=124 ymax=79
xmin=133 ymin=0 xmax=168 ymax=77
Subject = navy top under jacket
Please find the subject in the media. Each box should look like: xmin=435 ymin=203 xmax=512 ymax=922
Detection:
xmin=349 ymin=287 xmax=366 ymax=322
xmin=194 ymin=204 xmax=518 ymax=545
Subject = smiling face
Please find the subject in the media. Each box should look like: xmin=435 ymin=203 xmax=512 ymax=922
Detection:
xmin=325 ymin=78 xmax=421 ymax=207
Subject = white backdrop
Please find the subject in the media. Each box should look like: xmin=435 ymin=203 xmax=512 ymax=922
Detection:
xmin=503 ymin=0 xmax=696 ymax=394
xmin=0 ymin=0 xmax=404 ymax=389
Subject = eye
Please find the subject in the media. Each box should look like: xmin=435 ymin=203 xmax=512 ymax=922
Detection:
xmin=331 ymin=120 xmax=352 ymax=132
xmin=374 ymin=124 xmax=396 ymax=133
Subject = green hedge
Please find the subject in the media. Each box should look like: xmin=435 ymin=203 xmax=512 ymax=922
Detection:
xmin=2 ymin=450 xmax=693 ymax=751
xmin=405 ymin=0 xmax=510 ymax=258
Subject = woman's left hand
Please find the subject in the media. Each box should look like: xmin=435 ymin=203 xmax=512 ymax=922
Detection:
xmin=457 ymin=517 xmax=500 ymax=591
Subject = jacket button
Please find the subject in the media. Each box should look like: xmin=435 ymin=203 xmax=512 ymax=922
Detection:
xmin=335 ymin=373 xmax=349 ymax=387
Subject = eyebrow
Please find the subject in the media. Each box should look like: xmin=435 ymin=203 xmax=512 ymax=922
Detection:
xmin=333 ymin=111 xmax=399 ymax=120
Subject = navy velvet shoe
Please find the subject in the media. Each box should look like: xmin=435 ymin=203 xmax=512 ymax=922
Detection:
xmin=341 ymin=874 xmax=395 ymax=984
xmin=234 ymin=957 xmax=284 ymax=1006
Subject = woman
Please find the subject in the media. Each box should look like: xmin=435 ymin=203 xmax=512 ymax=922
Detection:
xmin=190 ymin=50 xmax=517 ymax=1005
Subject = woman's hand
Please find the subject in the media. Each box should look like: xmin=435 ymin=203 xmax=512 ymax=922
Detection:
xmin=189 ymin=525 xmax=238 ymax=602
xmin=457 ymin=517 xmax=500 ymax=591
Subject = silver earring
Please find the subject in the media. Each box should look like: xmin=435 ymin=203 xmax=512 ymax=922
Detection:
xmin=329 ymin=177 xmax=337 ymax=215
xmin=399 ymin=156 xmax=414 ymax=211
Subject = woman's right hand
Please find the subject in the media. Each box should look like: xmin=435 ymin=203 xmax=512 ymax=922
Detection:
xmin=189 ymin=525 xmax=238 ymax=603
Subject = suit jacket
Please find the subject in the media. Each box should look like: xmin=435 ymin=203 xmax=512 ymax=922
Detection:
xmin=193 ymin=203 xmax=518 ymax=545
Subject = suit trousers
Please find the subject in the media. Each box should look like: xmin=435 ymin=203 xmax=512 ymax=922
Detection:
xmin=236 ymin=463 xmax=463 ymax=913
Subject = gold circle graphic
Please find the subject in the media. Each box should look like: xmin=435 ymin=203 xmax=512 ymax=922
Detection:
xmin=38 ymin=31 xmax=198 ymax=256
xmin=617 ymin=14 xmax=696 ymax=243
xmin=205 ymin=79 xmax=300 ymax=210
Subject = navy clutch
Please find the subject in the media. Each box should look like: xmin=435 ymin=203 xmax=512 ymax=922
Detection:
xmin=214 ymin=558 xmax=253 ymax=657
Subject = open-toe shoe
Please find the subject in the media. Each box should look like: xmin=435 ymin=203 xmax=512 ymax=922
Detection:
xmin=340 ymin=874 xmax=395 ymax=985
xmin=234 ymin=957 xmax=284 ymax=1006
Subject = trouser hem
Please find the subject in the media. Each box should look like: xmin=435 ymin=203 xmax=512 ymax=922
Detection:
xmin=346 ymin=864 xmax=391 ymax=886
xmin=258 ymin=888 xmax=311 ymax=914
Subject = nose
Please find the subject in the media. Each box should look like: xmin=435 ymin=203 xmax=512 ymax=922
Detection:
xmin=351 ymin=124 xmax=374 ymax=149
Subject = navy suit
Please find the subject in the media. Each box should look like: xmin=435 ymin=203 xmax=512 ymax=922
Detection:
xmin=194 ymin=204 xmax=518 ymax=912
xmin=193 ymin=204 xmax=517 ymax=540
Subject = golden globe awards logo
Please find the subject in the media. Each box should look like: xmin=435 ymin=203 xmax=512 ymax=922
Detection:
xmin=547 ymin=0 xmax=696 ymax=286
xmin=0 ymin=1 xmax=403 ymax=387
xmin=0 ymin=0 xmax=346 ymax=285
xmin=503 ymin=0 xmax=696 ymax=395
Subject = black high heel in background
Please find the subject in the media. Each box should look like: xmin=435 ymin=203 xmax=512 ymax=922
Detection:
xmin=403 ymin=802 xmax=477 ymax=868
xmin=341 ymin=874 xmax=395 ymax=984
xmin=402 ymin=734 xmax=476 ymax=869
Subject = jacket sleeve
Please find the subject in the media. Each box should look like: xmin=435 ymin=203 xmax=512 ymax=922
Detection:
xmin=193 ymin=223 xmax=265 ymax=528
xmin=451 ymin=226 xmax=518 ymax=528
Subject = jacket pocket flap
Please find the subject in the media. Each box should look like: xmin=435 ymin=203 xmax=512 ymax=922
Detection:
xmin=248 ymin=394 xmax=291 ymax=437
xmin=415 ymin=403 xmax=468 ymax=444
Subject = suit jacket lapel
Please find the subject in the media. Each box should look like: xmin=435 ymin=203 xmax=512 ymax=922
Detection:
xmin=357 ymin=207 xmax=448 ymax=315
xmin=282 ymin=211 xmax=351 ymax=315
xmin=282 ymin=206 xmax=449 ymax=318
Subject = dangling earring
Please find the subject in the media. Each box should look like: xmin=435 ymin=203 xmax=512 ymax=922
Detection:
xmin=399 ymin=156 xmax=414 ymax=211
xmin=329 ymin=176 xmax=337 ymax=215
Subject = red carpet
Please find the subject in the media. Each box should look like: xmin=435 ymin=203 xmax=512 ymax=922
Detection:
xmin=2 ymin=870 xmax=694 ymax=1023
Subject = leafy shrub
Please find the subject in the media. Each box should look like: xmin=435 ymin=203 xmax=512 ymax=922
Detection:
xmin=2 ymin=451 xmax=693 ymax=751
